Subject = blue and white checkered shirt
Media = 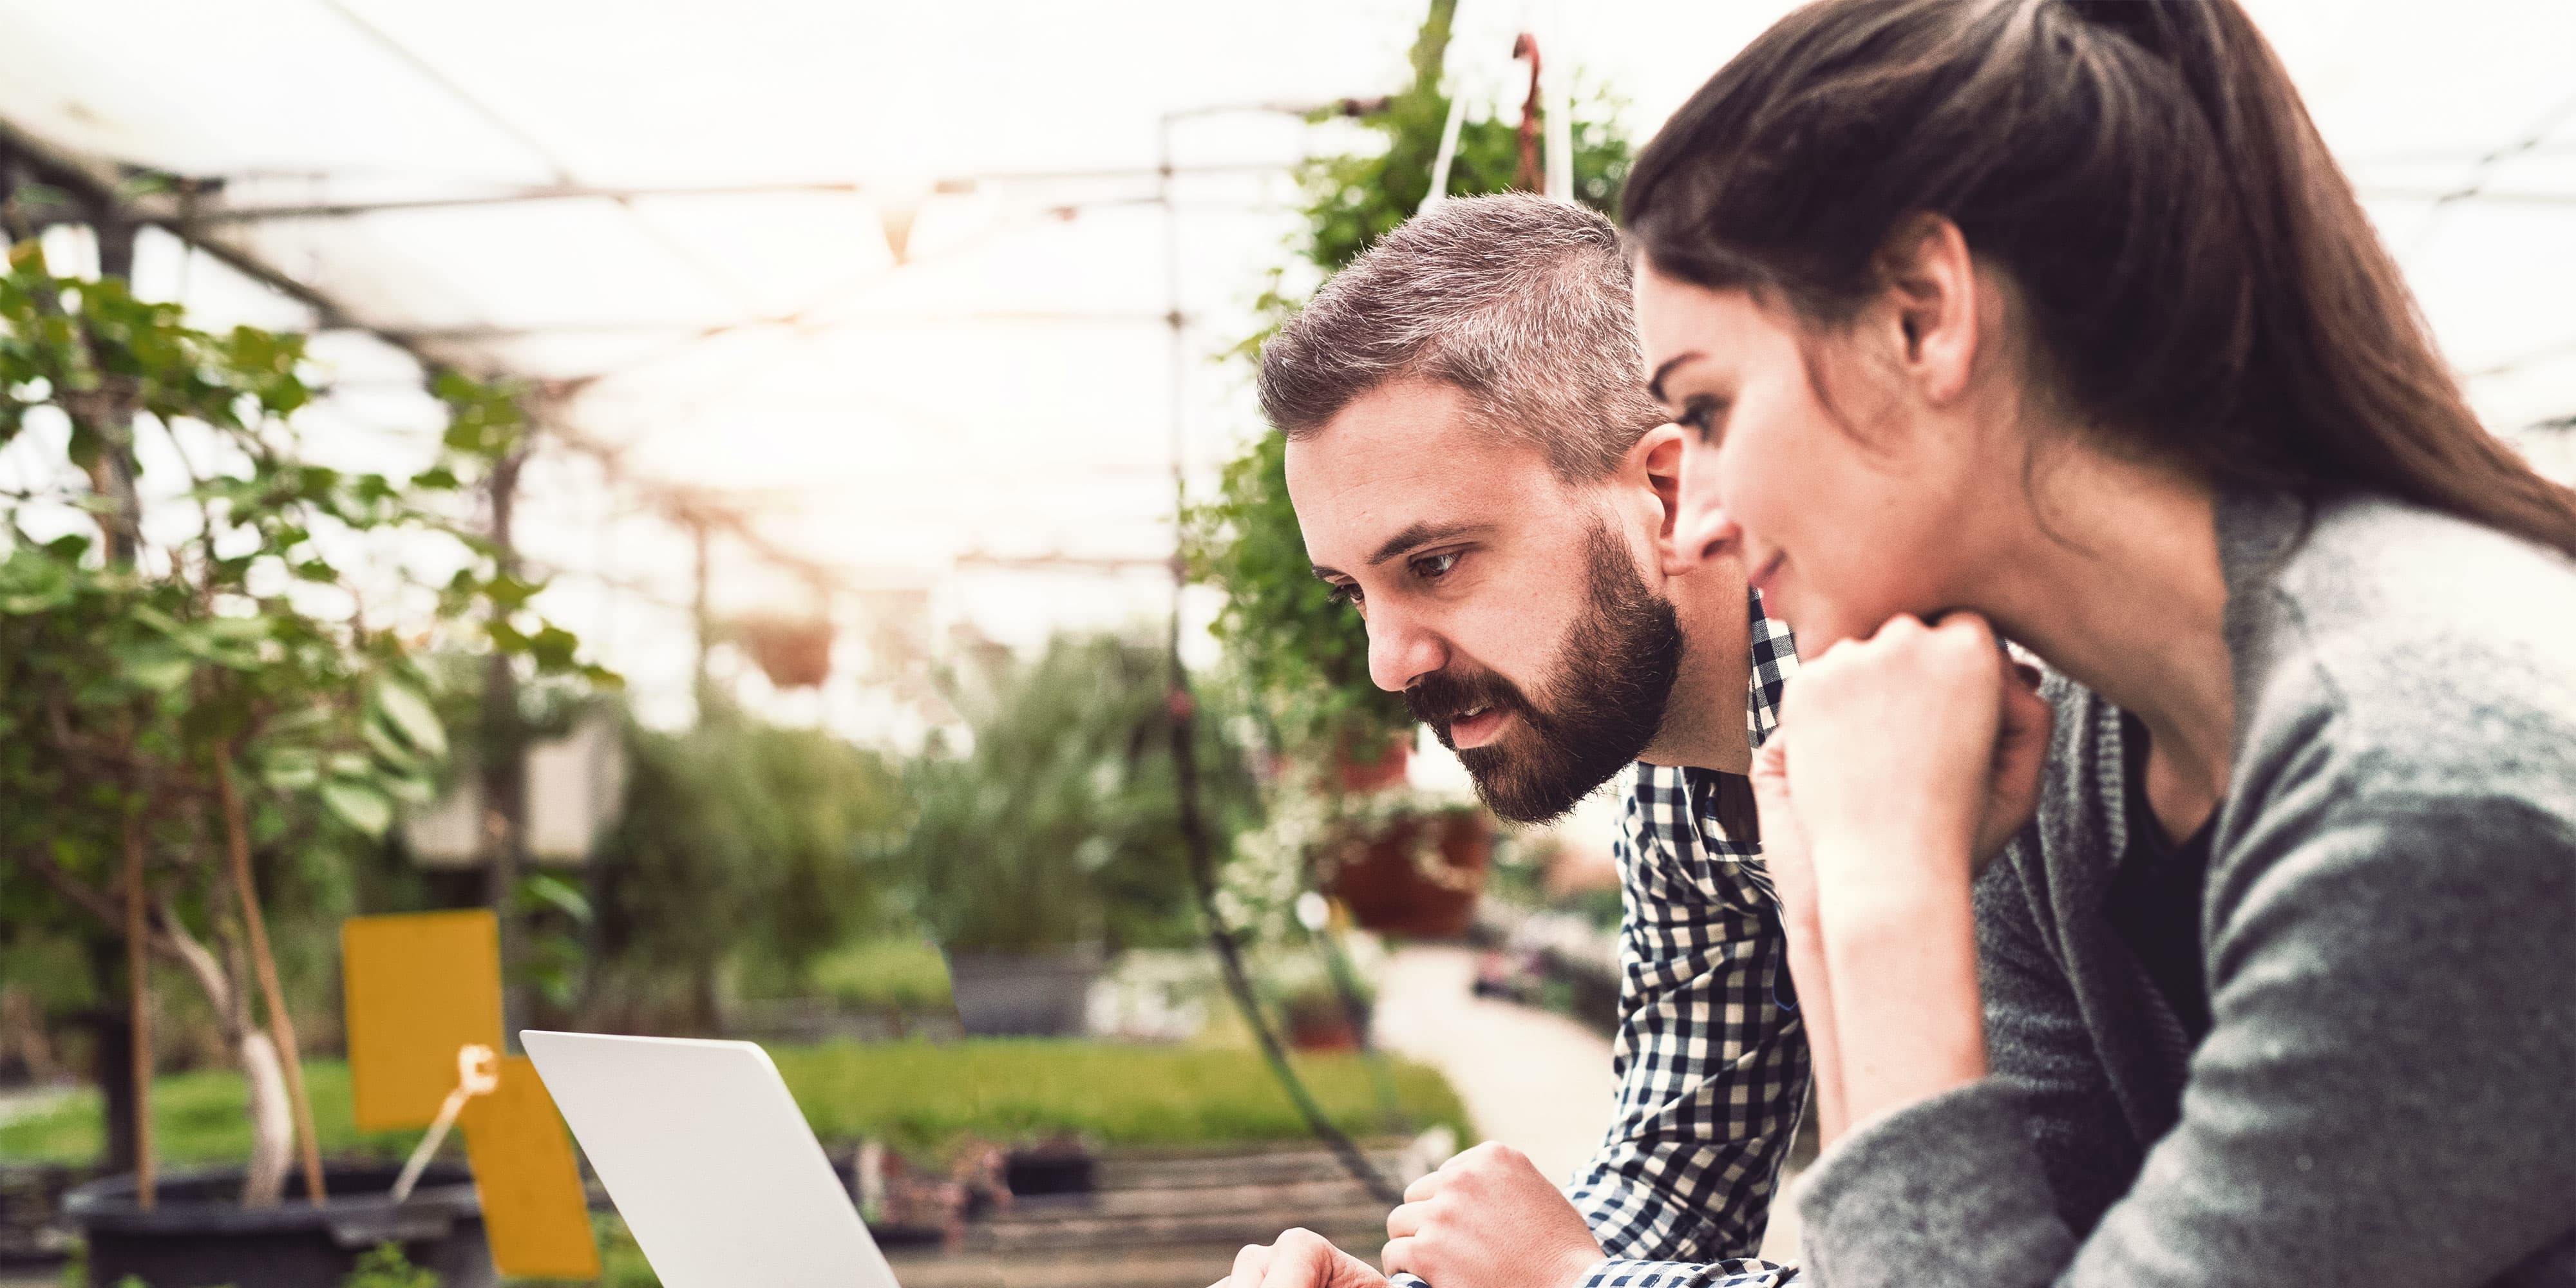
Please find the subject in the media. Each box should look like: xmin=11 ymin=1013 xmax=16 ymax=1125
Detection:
xmin=1566 ymin=591 xmax=1806 ymax=1288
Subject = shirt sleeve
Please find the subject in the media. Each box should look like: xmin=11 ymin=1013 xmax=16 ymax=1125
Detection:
xmin=1566 ymin=765 xmax=1812 ymax=1267
xmin=1792 ymin=788 xmax=2576 ymax=1288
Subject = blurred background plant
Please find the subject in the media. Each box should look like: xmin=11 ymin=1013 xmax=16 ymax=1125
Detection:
xmin=888 ymin=632 xmax=1257 ymax=958
xmin=0 ymin=240 xmax=605 ymax=1207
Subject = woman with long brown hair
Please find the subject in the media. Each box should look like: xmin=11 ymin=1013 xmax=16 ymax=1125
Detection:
xmin=1629 ymin=1 xmax=2576 ymax=1284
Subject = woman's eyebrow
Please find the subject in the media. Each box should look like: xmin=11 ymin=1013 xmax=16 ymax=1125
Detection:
xmin=1648 ymin=351 xmax=1705 ymax=402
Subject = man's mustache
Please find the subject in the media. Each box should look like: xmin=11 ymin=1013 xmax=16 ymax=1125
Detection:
xmin=1405 ymin=668 xmax=1535 ymax=732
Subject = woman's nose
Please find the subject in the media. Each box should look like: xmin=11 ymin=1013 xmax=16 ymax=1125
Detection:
xmin=1665 ymin=498 xmax=1740 ymax=576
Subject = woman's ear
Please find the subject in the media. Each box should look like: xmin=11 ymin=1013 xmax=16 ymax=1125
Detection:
xmin=1875 ymin=213 xmax=1981 ymax=406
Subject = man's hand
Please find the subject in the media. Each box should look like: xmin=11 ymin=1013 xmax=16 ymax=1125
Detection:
xmin=1210 ymin=1229 xmax=1387 ymax=1288
xmin=1382 ymin=1142 xmax=1607 ymax=1288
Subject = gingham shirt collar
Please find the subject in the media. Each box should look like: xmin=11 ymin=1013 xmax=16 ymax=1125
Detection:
xmin=1633 ymin=589 xmax=1797 ymax=904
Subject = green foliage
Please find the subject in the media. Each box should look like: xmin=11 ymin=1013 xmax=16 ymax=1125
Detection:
xmin=1183 ymin=5 xmax=1634 ymax=757
xmin=0 ymin=238 xmax=605 ymax=1176
xmin=771 ymin=1039 xmax=1470 ymax=1157
xmin=886 ymin=634 xmax=1256 ymax=953
xmin=0 ymin=1043 xmax=1472 ymax=1169
xmin=742 ymin=934 xmax=953 ymax=1011
xmin=0 ymin=1059 xmax=426 ymax=1166
xmin=343 ymin=1243 xmax=437 ymax=1288
xmin=582 ymin=710 xmax=904 ymax=1010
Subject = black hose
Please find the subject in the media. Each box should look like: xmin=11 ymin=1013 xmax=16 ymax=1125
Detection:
xmin=1165 ymin=677 xmax=1407 ymax=1208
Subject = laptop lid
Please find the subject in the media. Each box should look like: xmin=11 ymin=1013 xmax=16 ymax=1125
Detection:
xmin=522 ymin=1030 xmax=900 ymax=1288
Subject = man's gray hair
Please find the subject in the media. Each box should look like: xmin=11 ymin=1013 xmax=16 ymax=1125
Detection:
xmin=1257 ymin=193 xmax=1664 ymax=480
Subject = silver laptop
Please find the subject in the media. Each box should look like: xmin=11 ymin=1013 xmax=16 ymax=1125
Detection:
xmin=522 ymin=1030 xmax=901 ymax=1288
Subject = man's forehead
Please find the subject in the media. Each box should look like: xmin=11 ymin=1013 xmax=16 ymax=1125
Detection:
xmin=1285 ymin=380 xmax=1564 ymax=565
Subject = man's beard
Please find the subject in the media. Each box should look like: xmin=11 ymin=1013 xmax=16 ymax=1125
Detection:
xmin=1405 ymin=521 xmax=1683 ymax=824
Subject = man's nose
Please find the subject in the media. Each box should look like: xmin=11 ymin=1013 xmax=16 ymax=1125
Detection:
xmin=1365 ymin=605 xmax=1447 ymax=694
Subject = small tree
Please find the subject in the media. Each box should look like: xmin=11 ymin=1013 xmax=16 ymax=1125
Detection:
xmin=0 ymin=240 xmax=600 ymax=1206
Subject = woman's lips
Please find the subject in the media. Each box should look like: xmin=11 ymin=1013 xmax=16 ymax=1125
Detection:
xmin=1448 ymin=706 xmax=1509 ymax=749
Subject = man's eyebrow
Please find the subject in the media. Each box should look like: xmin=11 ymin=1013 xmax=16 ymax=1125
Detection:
xmin=1367 ymin=520 xmax=1489 ymax=567
xmin=1647 ymin=352 xmax=1703 ymax=404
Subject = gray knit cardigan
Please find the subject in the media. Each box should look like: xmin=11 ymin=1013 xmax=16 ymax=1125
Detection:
xmin=1790 ymin=489 xmax=2576 ymax=1287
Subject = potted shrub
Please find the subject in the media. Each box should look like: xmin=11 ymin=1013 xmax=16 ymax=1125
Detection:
xmin=887 ymin=634 xmax=1253 ymax=1036
xmin=0 ymin=243 xmax=600 ymax=1287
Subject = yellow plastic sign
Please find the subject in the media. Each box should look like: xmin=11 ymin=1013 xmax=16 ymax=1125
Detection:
xmin=462 ymin=1056 xmax=601 ymax=1280
xmin=342 ymin=911 xmax=504 ymax=1132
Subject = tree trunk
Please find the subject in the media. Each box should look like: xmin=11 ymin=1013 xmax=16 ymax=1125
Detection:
xmin=84 ymin=936 xmax=140 ymax=1177
xmin=482 ymin=450 xmax=531 ymax=1038
xmin=234 ymin=1031 xmax=294 ymax=1208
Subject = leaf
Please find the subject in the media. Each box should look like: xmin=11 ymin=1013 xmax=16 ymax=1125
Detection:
xmin=484 ymin=573 xmax=544 ymax=609
xmin=379 ymin=768 xmax=439 ymax=807
xmin=320 ymin=779 xmax=393 ymax=838
xmin=360 ymin=716 xmax=421 ymax=771
xmin=526 ymin=623 xmax=580 ymax=672
xmin=118 ymin=646 xmax=195 ymax=694
xmin=260 ymin=748 xmax=321 ymax=792
xmin=516 ymin=872 xmax=594 ymax=924
xmin=369 ymin=679 xmax=448 ymax=758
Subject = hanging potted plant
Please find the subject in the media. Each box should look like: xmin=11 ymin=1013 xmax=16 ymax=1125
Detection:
xmin=0 ymin=243 xmax=603 ymax=1288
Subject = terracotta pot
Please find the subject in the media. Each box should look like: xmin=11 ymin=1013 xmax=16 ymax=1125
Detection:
xmin=734 ymin=616 xmax=835 ymax=688
xmin=1333 ymin=731 xmax=1412 ymax=795
xmin=1283 ymin=992 xmax=1369 ymax=1052
xmin=1323 ymin=810 xmax=1492 ymax=938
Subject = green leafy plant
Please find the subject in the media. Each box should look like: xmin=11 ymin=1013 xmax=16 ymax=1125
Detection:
xmin=0 ymin=240 xmax=603 ymax=1206
xmin=341 ymin=1242 xmax=437 ymax=1288
xmin=886 ymin=633 xmax=1255 ymax=955
xmin=581 ymin=707 xmax=904 ymax=1030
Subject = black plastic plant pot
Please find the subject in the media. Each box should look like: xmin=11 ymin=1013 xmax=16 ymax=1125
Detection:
xmin=64 ymin=1162 xmax=496 ymax=1288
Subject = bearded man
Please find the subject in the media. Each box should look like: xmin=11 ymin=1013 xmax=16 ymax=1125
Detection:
xmin=1223 ymin=193 xmax=1807 ymax=1288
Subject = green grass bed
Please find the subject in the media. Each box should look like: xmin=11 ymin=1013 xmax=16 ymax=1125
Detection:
xmin=0 ymin=1039 xmax=1470 ymax=1167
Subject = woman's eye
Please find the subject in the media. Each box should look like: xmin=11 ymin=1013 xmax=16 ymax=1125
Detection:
xmin=1410 ymin=551 xmax=1461 ymax=581
xmin=1679 ymin=395 xmax=1730 ymax=442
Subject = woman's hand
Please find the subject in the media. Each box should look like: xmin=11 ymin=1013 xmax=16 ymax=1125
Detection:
xmin=1779 ymin=614 xmax=2007 ymax=882
xmin=1761 ymin=614 xmax=2047 ymax=1134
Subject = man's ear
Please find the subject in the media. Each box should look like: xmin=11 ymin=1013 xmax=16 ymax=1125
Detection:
xmin=1630 ymin=422 xmax=1689 ymax=547
xmin=1873 ymin=213 xmax=1981 ymax=406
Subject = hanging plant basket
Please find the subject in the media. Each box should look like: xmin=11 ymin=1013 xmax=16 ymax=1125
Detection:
xmin=1321 ymin=807 xmax=1492 ymax=939
xmin=733 ymin=616 xmax=835 ymax=688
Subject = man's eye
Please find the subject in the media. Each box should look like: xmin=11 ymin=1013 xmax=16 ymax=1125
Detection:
xmin=1327 ymin=582 xmax=1365 ymax=609
xmin=1410 ymin=551 xmax=1461 ymax=580
xmin=1679 ymin=395 xmax=1730 ymax=442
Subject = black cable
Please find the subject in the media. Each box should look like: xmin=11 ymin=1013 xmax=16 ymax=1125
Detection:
xmin=1165 ymin=674 xmax=1408 ymax=1208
